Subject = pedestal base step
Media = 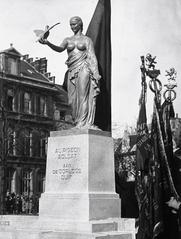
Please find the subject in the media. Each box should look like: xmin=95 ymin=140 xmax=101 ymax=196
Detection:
xmin=0 ymin=229 xmax=133 ymax=239
xmin=40 ymin=231 xmax=133 ymax=239
xmin=0 ymin=216 xmax=136 ymax=239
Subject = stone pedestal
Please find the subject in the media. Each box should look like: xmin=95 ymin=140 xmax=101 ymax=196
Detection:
xmin=37 ymin=129 xmax=135 ymax=238
xmin=0 ymin=129 xmax=136 ymax=239
xmin=39 ymin=129 xmax=120 ymax=221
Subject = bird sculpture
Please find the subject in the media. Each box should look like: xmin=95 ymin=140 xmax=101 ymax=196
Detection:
xmin=34 ymin=22 xmax=60 ymax=42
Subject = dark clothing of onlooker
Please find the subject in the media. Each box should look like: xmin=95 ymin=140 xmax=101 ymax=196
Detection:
xmin=4 ymin=192 xmax=40 ymax=215
xmin=120 ymin=181 xmax=139 ymax=218
xmin=15 ymin=196 xmax=22 ymax=214
xmin=178 ymin=204 xmax=181 ymax=226
xmin=5 ymin=195 xmax=12 ymax=214
xmin=10 ymin=193 xmax=16 ymax=214
xmin=115 ymin=171 xmax=139 ymax=218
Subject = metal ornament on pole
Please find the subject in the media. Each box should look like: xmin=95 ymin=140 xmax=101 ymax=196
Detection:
xmin=163 ymin=68 xmax=177 ymax=102
xmin=144 ymin=53 xmax=162 ymax=102
xmin=140 ymin=54 xmax=177 ymax=104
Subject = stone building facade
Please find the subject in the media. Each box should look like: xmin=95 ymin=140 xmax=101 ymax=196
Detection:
xmin=0 ymin=45 xmax=69 ymax=209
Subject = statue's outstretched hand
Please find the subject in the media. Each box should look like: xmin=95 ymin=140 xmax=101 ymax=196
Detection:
xmin=38 ymin=38 xmax=48 ymax=45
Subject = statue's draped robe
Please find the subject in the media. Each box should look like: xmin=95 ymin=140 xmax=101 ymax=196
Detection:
xmin=66 ymin=37 xmax=100 ymax=128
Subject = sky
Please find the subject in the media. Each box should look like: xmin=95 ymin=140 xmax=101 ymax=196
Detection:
xmin=0 ymin=0 xmax=181 ymax=137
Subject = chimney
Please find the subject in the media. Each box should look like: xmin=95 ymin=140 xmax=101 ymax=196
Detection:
xmin=33 ymin=59 xmax=40 ymax=71
xmin=22 ymin=54 xmax=29 ymax=61
xmin=49 ymin=76 xmax=55 ymax=83
xmin=39 ymin=57 xmax=47 ymax=74
xmin=27 ymin=57 xmax=33 ymax=64
xmin=45 ymin=72 xmax=51 ymax=78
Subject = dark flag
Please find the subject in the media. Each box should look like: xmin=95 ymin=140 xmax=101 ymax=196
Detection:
xmin=149 ymin=102 xmax=165 ymax=239
xmin=136 ymin=96 xmax=179 ymax=239
xmin=86 ymin=0 xmax=111 ymax=131
xmin=161 ymin=100 xmax=175 ymax=172
xmin=136 ymin=93 xmax=151 ymax=172
xmin=136 ymin=56 xmax=180 ymax=238
xmin=149 ymin=98 xmax=180 ymax=239
xmin=157 ymin=100 xmax=180 ymax=239
xmin=135 ymin=77 xmax=152 ymax=239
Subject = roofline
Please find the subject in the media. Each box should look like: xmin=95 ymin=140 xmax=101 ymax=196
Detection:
xmin=21 ymin=59 xmax=51 ymax=83
xmin=54 ymin=84 xmax=68 ymax=95
xmin=2 ymin=71 xmax=55 ymax=86
xmin=0 ymin=47 xmax=57 ymax=84
xmin=0 ymin=76 xmax=60 ymax=93
xmin=0 ymin=47 xmax=22 ymax=56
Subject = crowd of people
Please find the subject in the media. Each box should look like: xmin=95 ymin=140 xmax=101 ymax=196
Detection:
xmin=5 ymin=192 xmax=40 ymax=215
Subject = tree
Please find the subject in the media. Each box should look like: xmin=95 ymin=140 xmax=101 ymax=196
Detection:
xmin=114 ymin=127 xmax=137 ymax=179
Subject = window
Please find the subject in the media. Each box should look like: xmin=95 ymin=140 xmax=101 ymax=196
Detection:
xmin=15 ymin=129 xmax=31 ymax=156
xmin=15 ymin=130 xmax=24 ymax=156
xmin=24 ymin=92 xmax=31 ymax=114
xmin=32 ymin=130 xmax=40 ymax=157
xmin=6 ymin=168 xmax=16 ymax=193
xmin=7 ymin=58 xmax=18 ymax=75
xmin=60 ymin=111 xmax=66 ymax=120
xmin=0 ymin=54 xmax=4 ymax=73
xmin=22 ymin=170 xmax=33 ymax=196
xmin=24 ymin=129 xmax=31 ymax=156
xmin=40 ymin=96 xmax=47 ymax=116
xmin=7 ymin=89 xmax=15 ymax=111
xmin=32 ymin=130 xmax=47 ymax=158
xmin=40 ymin=132 xmax=48 ymax=157
xmin=36 ymin=96 xmax=40 ymax=115
xmin=7 ymin=128 xmax=16 ymax=155
xmin=36 ymin=95 xmax=47 ymax=116
xmin=29 ymin=132 xmax=33 ymax=157
xmin=37 ymin=170 xmax=45 ymax=193
xmin=54 ymin=110 xmax=60 ymax=120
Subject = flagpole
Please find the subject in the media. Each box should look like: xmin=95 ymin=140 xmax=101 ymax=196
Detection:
xmin=140 ymin=56 xmax=147 ymax=102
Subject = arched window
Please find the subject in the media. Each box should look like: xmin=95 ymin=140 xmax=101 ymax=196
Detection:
xmin=6 ymin=168 xmax=16 ymax=193
xmin=40 ymin=96 xmax=47 ymax=116
xmin=24 ymin=92 xmax=31 ymax=114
